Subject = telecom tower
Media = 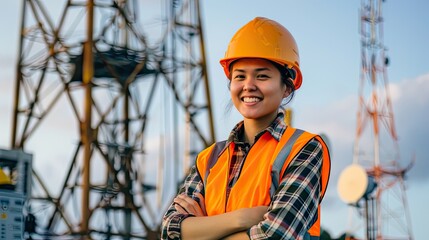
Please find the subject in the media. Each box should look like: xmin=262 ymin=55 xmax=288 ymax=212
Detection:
xmin=338 ymin=1 xmax=413 ymax=239
xmin=11 ymin=0 xmax=214 ymax=239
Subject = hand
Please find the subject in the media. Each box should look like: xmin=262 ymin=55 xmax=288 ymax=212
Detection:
xmin=173 ymin=193 xmax=207 ymax=217
xmin=234 ymin=206 xmax=268 ymax=229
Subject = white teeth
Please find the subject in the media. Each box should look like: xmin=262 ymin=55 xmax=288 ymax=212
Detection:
xmin=243 ymin=97 xmax=260 ymax=103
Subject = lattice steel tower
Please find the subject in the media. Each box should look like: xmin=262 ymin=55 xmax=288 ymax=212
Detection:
xmin=347 ymin=0 xmax=413 ymax=239
xmin=11 ymin=0 xmax=214 ymax=239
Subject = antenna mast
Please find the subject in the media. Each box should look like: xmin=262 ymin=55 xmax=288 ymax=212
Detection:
xmin=347 ymin=0 xmax=414 ymax=239
xmin=12 ymin=0 xmax=214 ymax=239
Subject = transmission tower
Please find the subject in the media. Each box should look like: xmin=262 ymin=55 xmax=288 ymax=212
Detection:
xmin=11 ymin=0 xmax=214 ymax=239
xmin=345 ymin=0 xmax=414 ymax=239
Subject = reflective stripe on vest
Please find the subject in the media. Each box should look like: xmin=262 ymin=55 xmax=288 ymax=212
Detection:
xmin=196 ymin=127 xmax=331 ymax=238
xmin=270 ymin=128 xmax=304 ymax=196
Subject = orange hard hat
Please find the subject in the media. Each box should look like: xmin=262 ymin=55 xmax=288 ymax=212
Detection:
xmin=219 ymin=17 xmax=303 ymax=90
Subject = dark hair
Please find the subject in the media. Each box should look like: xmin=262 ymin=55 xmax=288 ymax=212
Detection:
xmin=269 ymin=60 xmax=296 ymax=104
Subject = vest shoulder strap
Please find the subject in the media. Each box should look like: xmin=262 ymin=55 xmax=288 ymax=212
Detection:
xmin=203 ymin=140 xmax=227 ymax=186
xmin=270 ymin=128 xmax=304 ymax=196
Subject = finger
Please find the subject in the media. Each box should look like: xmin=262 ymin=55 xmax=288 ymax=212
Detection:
xmin=174 ymin=203 xmax=189 ymax=215
xmin=176 ymin=194 xmax=203 ymax=216
xmin=174 ymin=195 xmax=198 ymax=214
xmin=193 ymin=192 xmax=204 ymax=204
xmin=194 ymin=192 xmax=206 ymax=215
xmin=177 ymin=194 xmax=198 ymax=208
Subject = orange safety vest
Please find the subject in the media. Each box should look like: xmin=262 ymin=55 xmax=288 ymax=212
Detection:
xmin=196 ymin=127 xmax=331 ymax=238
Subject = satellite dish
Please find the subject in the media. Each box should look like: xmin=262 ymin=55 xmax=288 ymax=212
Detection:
xmin=337 ymin=164 xmax=376 ymax=204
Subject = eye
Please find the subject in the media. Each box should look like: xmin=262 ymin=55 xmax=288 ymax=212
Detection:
xmin=232 ymin=74 xmax=245 ymax=81
xmin=256 ymin=74 xmax=270 ymax=80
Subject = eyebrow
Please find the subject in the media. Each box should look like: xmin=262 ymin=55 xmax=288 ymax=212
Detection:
xmin=232 ymin=67 xmax=271 ymax=73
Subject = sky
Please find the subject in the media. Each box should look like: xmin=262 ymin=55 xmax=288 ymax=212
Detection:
xmin=1 ymin=0 xmax=428 ymax=239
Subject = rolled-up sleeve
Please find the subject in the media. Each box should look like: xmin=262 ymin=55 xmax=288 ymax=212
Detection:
xmin=249 ymin=138 xmax=323 ymax=240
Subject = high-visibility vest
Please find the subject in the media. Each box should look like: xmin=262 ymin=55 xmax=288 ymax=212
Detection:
xmin=196 ymin=127 xmax=331 ymax=238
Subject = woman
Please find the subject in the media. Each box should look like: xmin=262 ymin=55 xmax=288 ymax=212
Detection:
xmin=161 ymin=17 xmax=331 ymax=240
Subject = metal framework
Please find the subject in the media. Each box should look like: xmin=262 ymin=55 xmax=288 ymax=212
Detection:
xmin=11 ymin=0 xmax=214 ymax=239
xmin=348 ymin=0 xmax=413 ymax=239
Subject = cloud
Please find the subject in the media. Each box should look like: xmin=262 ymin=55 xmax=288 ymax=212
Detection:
xmin=390 ymin=73 xmax=429 ymax=181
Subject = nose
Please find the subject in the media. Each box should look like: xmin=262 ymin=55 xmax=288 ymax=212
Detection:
xmin=243 ymin=77 xmax=257 ymax=91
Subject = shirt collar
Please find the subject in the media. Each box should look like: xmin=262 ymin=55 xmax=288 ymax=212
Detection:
xmin=226 ymin=108 xmax=287 ymax=145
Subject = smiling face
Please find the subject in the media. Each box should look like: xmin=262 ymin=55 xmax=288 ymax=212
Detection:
xmin=230 ymin=58 xmax=289 ymax=126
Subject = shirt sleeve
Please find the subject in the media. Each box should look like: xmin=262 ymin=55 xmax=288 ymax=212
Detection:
xmin=160 ymin=165 xmax=205 ymax=240
xmin=249 ymin=138 xmax=323 ymax=240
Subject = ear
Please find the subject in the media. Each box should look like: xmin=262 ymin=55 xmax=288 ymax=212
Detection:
xmin=282 ymin=86 xmax=292 ymax=98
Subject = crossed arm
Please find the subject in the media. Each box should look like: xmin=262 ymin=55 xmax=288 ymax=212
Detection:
xmin=174 ymin=192 xmax=267 ymax=240
xmin=160 ymin=165 xmax=265 ymax=240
